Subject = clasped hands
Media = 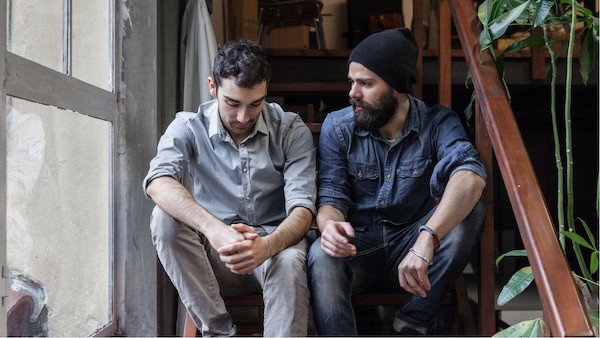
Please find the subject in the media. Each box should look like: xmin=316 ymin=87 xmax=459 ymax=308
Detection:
xmin=209 ymin=223 xmax=271 ymax=275
xmin=321 ymin=220 xmax=434 ymax=298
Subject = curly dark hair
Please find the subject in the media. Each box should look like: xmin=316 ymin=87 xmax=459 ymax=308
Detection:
xmin=212 ymin=39 xmax=271 ymax=88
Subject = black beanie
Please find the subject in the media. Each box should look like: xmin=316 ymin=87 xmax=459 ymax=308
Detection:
xmin=348 ymin=27 xmax=418 ymax=94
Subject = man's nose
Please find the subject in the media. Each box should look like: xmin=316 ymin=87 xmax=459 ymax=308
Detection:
xmin=349 ymin=84 xmax=361 ymax=99
xmin=237 ymin=108 xmax=250 ymax=124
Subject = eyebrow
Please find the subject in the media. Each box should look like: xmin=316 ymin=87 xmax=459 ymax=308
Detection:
xmin=348 ymin=76 xmax=373 ymax=82
xmin=223 ymin=94 xmax=267 ymax=105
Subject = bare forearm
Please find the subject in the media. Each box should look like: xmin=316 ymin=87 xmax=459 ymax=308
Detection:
xmin=267 ymin=206 xmax=313 ymax=255
xmin=316 ymin=205 xmax=346 ymax=232
xmin=146 ymin=176 xmax=224 ymax=233
xmin=398 ymin=170 xmax=485 ymax=295
xmin=426 ymin=170 xmax=486 ymax=238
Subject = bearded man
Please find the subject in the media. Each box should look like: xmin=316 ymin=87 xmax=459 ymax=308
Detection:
xmin=307 ymin=28 xmax=487 ymax=336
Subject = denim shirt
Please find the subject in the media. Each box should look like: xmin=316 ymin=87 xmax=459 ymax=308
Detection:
xmin=317 ymin=95 xmax=486 ymax=229
xmin=143 ymin=99 xmax=317 ymax=227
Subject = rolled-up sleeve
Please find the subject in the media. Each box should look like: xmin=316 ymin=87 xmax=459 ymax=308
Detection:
xmin=316 ymin=113 xmax=353 ymax=217
xmin=282 ymin=115 xmax=317 ymax=216
xmin=429 ymin=110 xmax=487 ymax=199
xmin=142 ymin=115 xmax=195 ymax=198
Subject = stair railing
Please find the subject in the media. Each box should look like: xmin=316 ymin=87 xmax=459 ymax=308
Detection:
xmin=445 ymin=0 xmax=594 ymax=336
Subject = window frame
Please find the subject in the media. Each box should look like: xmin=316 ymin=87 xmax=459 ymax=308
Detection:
xmin=0 ymin=0 xmax=120 ymax=336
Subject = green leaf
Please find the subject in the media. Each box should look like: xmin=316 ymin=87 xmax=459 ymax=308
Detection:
xmin=579 ymin=26 xmax=598 ymax=85
xmin=502 ymin=40 xmax=529 ymax=55
xmin=464 ymin=70 xmax=472 ymax=89
xmin=530 ymin=0 xmax=555 ymax=27
xmin=561 ymin=230 xmax=597 ymax=251
xmin=591 ymin=251 xmax=599 ymax=274
xmin=500 ymin=36 xmax=546 ymax=57
xmin=496 ymin=249 xmax=527 ymax=267
xmin=498 ymin=266 xmax=534 ymax=306
xmin=576 ymin=217 xmax=597 ymax=250
xmin=478 ymin=0 xmax=495 ymax=54
xmin=493 ymin=318 xmax=542 ymax=337
xmin=491 ymin=0 xmax=511 ymax=23
xmin=588 ymin=308 xmax=600 ymax=328
xmin=560 ymin=0 xmax=594 ymax=17
xmin=480 ymin=27 xmax=494 ymax=53
xmin=464 ymin=91 xmax=476 ymax=126
xmin=478 ymin=0 xmax=492 ymax=25
xmin=489 ymin=1 xmax=531 ymax=40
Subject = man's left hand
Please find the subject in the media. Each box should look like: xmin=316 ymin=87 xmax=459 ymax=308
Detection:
xmin=217 ymin=224 xmax=271 ymax=275
xmin=398 ymin=232 xmax=434 ymax=297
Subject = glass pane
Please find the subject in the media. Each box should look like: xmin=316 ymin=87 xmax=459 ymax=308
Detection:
xmin=72 ymin=0 xmax=113 ymax=91
xmin=6 ymin=97 xmax=112 ymax=336
xmin=6 ymin=0 xmax=64 ymax=72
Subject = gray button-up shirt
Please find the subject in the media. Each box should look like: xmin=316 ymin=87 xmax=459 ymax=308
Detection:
xmin=143 ymin=99 xmax=317 ymax=228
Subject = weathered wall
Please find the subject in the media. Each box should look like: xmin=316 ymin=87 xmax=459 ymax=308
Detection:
xmin=117 ymin=0 xmax=159 ymax=335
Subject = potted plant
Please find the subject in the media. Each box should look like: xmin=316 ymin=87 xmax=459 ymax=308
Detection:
xmin=469 ymin=0 xmax=599 ymax=336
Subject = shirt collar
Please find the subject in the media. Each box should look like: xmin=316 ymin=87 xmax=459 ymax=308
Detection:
xmin=404 ymin=95 xmax=421 ymax=134
xmin=208 ymin=101 xmax=268 ymax=143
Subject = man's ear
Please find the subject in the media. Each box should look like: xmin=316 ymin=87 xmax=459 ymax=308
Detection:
xmin=208 ymin=77 xmax=217 ymax=97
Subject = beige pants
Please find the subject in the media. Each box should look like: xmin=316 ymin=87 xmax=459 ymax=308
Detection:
xmin=150 ymin=206 xmax=310 ymax=337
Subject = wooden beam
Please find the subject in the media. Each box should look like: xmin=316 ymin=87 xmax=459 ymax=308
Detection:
xmin=438 ymin=0 xmax=452 ymax=107
xmin=412 ymin=0 xmax=424 ymax=99
xmin=475 ymin=101 xmax=496 ymax=336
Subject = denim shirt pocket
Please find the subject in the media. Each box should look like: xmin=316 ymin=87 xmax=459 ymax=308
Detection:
xmin=348 ymin=162 xmax=379 ymax=204
xmin=396 ymin=158 xmax=432 ymax=204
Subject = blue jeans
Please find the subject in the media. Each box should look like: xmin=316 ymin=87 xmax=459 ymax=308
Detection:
xmin=307 ymin=202 xmax=484 ymax=335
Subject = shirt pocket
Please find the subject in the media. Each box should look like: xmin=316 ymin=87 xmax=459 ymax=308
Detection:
xmin=348 ymin=162 xmax=379 ymax=204
xmin=396 ymin=158 xmax=432 ymax=203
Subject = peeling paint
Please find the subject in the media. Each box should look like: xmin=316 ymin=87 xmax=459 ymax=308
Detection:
xmin=119 ymin=0 xmax=134 ymax=33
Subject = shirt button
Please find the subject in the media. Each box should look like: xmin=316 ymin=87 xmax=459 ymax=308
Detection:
xmin=358 ymin=170 xmax=363 ymax=178
xmin=412 ymin=169 xmax=418 ymax=176
xmin=246 ymin=196 xmax=250 ymax=200
xmin=385 ymin=174 xmax=391 ymax=181
xmin=243 ymin=168 xmax=247 ymax=172
xmin=379 ymin=200 xmax=385 ymax=206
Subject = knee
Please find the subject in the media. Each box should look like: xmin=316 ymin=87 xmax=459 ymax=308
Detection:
xmin=465 ymin=200 xmax=485 ymax=234
xmin=441 ymin=201 xmax=485 ymax=256
xmin=307 ymin=238 xmax=328 ymax=269
xmin=275 ymin=242 xmax=306 ymax=266
xmin=150 ymin=205 xmax=180 ymax=246
xmin=307 ymin=239 xmax=346 ymax=283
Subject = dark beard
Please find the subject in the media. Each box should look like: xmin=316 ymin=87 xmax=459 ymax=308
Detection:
xmin=351 ymin=88 xmax=397 ymax=133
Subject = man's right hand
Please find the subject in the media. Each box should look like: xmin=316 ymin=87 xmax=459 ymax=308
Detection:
xmin=205 ymin=224 xmax=258 ymax=252
xmin=320 ymin=220 xmax=357 ymax=258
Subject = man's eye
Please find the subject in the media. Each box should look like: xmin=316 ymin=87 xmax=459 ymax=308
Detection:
xmin=251 ymin=102 xmax=262 ymax=107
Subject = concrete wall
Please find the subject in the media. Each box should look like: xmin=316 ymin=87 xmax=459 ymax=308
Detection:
xmin=117 ymin=0 xmax=159 ymax=335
